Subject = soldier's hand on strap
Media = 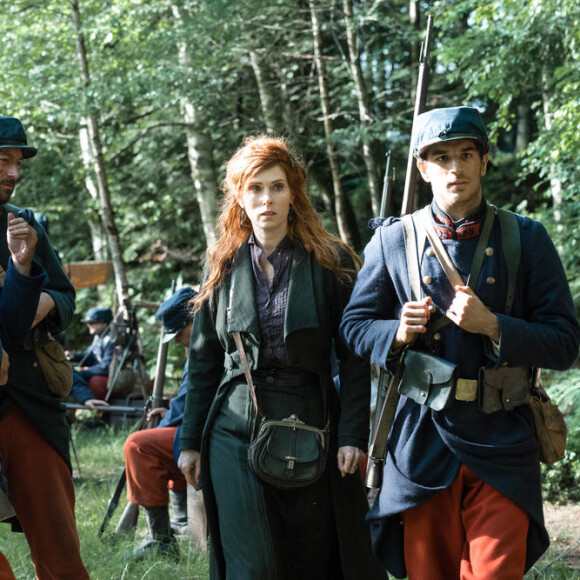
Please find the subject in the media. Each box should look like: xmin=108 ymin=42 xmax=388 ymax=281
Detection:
xmin=447 ymin=285 xmax=500 ymax=342
xmin=6 ymin=212 xmax=37 ymax=276
xmin=393 ymin=296 xmax=432 ymax=348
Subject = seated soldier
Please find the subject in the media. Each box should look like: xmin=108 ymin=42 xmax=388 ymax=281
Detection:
xmin=66 ymin=306 xmax=115 ymax=408
xmin=124 ymin=287 xmax=207 ymax=560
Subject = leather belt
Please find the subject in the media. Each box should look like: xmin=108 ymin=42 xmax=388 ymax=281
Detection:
xmin=455 ymin=378 xmax=478 ymax=402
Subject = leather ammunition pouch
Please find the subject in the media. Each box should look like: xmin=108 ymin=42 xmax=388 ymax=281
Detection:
xmin=399 ymin=350 xmax=458 ymax=411
xmin=478 ymin=366 xmax=531 ymax=414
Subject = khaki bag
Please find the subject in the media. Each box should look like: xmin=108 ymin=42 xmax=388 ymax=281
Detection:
xmin=529 ymin=384 xmax=567 ymax=465
xmin=35 ymin=338 xmax=73 ymax=397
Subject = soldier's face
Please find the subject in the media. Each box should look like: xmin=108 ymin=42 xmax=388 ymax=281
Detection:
xmin=417 ymin=139 xmax=488 ymax=221
xmin=0 ymin=148 xmax=22 ymax=204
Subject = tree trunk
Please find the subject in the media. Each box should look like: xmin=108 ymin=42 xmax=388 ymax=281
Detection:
xmin=309 ymin=0 xmax=356 ymax=247
xmin=342 ymin=0 xmax=381 ymax=216
xmin=79 ymin=125 xmax=108 ymax=262
xmin=249 ymin=51 xmax=285 ymax=135
xmin=515 ymin=100 xmax=530 ymax=153
xmin=172 ymin=4 xmax=218 ymax=248
xmin=71 ymin=0 xmax=131 ymax=310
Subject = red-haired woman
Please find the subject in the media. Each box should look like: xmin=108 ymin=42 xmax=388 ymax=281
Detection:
xmin=178 ymin=136 xmax=386 ymax=580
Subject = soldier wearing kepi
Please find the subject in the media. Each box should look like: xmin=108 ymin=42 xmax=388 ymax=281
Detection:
xmin=124 ymin=287 xmax=207 ymax=560
xmin=66 ymin=306 xmax=115 ymax=407
xmin=0 ymin=116 xmax=89 ymax=578
xmin=340 ymin=106 xmax=580 ymax=579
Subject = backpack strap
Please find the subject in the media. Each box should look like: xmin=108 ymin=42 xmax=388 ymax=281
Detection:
xmin=495 ymin=208 xmax=520 ymax=316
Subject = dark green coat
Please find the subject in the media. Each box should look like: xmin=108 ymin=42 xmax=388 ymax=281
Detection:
xmin=180 ymin=241 xmax=386 ymax=580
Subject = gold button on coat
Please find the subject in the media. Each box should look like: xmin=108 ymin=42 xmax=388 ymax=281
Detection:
xmin=426 ymin=248 xmax=435 ymax=258
xmin=485 ymin=247 xmax=494 ymax=256
xmin=422 ymin=275 xmax=432 ymax=285
xmin=486 ymin=277 xmax=496 ymax=285
xmin=433 ymin=333 xmax=441 ymax=341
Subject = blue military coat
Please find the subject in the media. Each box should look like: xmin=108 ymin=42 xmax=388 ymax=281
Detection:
xmin=340 ymin=202 xmax=580 ymax=577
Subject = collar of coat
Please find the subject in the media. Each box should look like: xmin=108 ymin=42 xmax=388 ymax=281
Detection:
xmin=226 ymin=240 xmax=319 ymax=341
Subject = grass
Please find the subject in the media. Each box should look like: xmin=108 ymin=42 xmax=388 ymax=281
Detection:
xmin=0 ymin=417 xmax=210 ymax=579
xmin=2 ymin=398 xmax=579 ymax=579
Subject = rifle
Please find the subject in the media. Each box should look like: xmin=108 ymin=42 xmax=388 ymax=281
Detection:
xmin=365 ymin=14 xmax=434 ymax=490
xmin=98 ymin=296 xmax=171 ymax=538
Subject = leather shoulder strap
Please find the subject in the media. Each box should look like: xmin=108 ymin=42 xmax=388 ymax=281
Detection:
xmin=495 ymin=208 xmax=521 ymax=315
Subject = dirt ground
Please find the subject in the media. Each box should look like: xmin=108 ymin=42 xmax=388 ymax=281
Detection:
xmin=543 ymin=503 xmax=580 ymax=570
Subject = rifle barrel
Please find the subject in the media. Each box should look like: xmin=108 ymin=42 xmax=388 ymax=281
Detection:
xmin=401 ymin=14 xmax=434 ymax=216
xmin=63 ymin=402 xmax=146 ymax=414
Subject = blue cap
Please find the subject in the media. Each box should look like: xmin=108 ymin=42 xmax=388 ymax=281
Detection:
xmin=83 ymin=307 xmax=113 ymax=324
xmin=0 ymin=116 xmax=37 ymax=159
xmin=413 ymin=106 xmax=488 ymax=158
xmin=155 ymin=287 xmax=196 ymax=343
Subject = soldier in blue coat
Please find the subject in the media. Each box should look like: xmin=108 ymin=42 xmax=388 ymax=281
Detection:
xmin=67 ymin=306 xmax=115 ymax=406
xmin=0 ymin=116 xmax=89 ymax=578
xmin=340 ymin=107 xmax=580 ymax=579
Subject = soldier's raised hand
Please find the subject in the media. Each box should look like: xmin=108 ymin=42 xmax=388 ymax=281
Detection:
xmin=6 ymin=212 xmax=37 ymax=276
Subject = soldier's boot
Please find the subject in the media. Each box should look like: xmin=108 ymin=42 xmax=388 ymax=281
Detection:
xmin=132 ymin=506 xmax=179 ymax=561
xmin=169 ymin=489 xmax=188 ymax=536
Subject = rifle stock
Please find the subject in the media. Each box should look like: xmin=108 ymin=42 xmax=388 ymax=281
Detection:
xmin=366 ymin=15 xmax=434 ymax=490
xmin=98 ymin=299 xmax=172 ymax=538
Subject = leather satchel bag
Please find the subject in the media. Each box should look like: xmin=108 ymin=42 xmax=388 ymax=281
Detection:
xmin=248 ymin=413 xmax=328 ymax=490
xmin=35 ymin=338 xmax=73 ymax=398
xmin=232 ymin=332 xmax=328 ymax=490
xmin=399 ymin=349 xmax=458 ymax=411
xmin=529 ymin=381 xmax=567 ymax=465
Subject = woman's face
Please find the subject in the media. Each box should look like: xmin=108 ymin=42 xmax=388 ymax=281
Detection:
xmin=240 ymin=164 xmax=292 ymax=240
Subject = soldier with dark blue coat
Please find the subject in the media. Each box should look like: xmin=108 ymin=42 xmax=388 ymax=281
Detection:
xmin=123 ymin=287 xmax=206 ymax=560
xmin=0 ymin=115 xmax=89 ymax=578
xmin=340 ymin=106 xmax=580 ymax=579
xmin=67 ymin=306 xmax=115 ymax=406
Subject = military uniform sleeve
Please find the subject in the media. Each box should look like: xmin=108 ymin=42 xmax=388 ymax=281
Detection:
xmin=32 ymin=220 xmax=75 ymax=334
xmin=340 ymin=222 xmax=408 ymax=373
xmin=0 ymin=258 xmax=48 ymax=344
xmin=179 ymin=295 xmax=224 ymax=452
xmin=332 ymin=260 xmax=371 ymax=450
xmin=495 ymin=218 xmax=579 ymax=369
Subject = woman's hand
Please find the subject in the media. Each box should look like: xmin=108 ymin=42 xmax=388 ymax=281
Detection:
xmin=337 ymin=445 xmax=365 ymax=478
xmin=178 ymin=449 xmax=202 ymax=489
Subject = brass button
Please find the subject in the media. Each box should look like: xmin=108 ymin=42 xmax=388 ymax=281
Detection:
xmin=501 ymin=362 xmax=508 ymax=367
xmin=486 ymin=277 xmax=496 ymax=285
xmin=426 ymin=248 xmax=435 ymax=258
xmin=32 ymin=361 xmax=38 ymax=368
xmin=433 ymin=333 xmax=441 ymax=341
xmin=429 ymin=304 xmax=436 ymax=313
xmin=422 ymin=275 xmax=432 ymax=285
xmin=485 ymin=247 xmax=494 ymax=256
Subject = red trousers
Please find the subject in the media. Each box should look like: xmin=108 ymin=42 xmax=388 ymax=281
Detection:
xmin=0 ymin=553 xmax=15 ymax=580
xmin=0 ymin=406 xmax=89 ymax=580
xmin=124 ymin=427 xmax=186 ymax=507
xmin=402 ymin=464 xmax=529 ymax=580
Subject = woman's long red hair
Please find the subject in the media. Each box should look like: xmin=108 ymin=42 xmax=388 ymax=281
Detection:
xmin=192 ymin=136 xmax=361 ymax=311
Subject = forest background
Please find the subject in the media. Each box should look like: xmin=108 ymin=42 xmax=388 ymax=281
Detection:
xmin=1 ymin=0 xmax=580 ymax=577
